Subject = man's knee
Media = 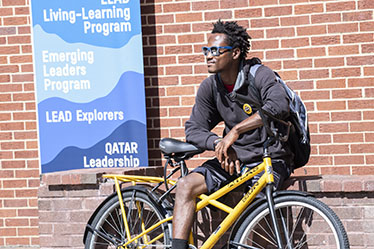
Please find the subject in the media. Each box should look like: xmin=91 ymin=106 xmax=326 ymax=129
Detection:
xmin=175 ymin=177 xmax=194 ymax=200
xmin=175 ymin=173 xmax=207 ymax=200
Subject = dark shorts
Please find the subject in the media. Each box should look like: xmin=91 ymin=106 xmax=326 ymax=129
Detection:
xmin=191 ymin=158 xmax=290 ymax=194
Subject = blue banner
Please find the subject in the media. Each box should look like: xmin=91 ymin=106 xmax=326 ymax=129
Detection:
xmin=31 ymin=0 xmax=148 ymax=173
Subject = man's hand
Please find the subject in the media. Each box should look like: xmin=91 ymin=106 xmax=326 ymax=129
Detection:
xmin=215 ymin=129 xmax=241 ymax=175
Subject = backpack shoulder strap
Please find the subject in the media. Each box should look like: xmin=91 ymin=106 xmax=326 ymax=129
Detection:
xmin=250 ymin=63 xmax=262 ymax=79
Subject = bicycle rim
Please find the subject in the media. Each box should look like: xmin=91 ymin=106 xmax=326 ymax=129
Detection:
xmin=85 ymin=190 xmax=171 ymax=249
xmin=234 ymin=195 xmax=349 ymax=249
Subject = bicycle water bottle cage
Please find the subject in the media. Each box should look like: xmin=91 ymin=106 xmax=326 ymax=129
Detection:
xmin=159 ymin=138 xmax=203 ymax=160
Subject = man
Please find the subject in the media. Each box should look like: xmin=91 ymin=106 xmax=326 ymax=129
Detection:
xmin=171 ymin=20 xmax=293 ymax=249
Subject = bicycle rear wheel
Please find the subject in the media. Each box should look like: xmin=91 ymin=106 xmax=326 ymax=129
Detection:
xmin=85 ymin=190 xmax=171 ymax=249
xmin=233 ymin=194 xmax=349 ymax=249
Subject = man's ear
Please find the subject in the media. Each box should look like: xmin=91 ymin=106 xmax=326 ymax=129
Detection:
xmin=232 ymin=47 xmax=241 ymax=60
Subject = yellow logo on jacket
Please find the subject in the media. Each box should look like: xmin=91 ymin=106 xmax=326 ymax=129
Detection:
xmin=243 ymin=103 xmax=252 ymax=115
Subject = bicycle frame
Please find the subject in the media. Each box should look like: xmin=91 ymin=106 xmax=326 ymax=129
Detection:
xmin=102 ymin=155 xmax=277 ymax=249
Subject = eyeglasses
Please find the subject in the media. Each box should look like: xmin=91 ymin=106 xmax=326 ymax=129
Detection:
xmin=202 ymin=46 xmax=233 ymax=56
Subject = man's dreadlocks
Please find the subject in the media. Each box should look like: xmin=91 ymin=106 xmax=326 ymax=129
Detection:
xmin=212 ymin=20 xmax=251 ymax=60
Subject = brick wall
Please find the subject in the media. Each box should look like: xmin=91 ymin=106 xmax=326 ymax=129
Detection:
xmin=141 ymin=0 xmax=374 ymax=177
xmin=0 ymin=0 xmax=40 ymax=247
xmin=1 ymin=0 xmax=374 ymax=248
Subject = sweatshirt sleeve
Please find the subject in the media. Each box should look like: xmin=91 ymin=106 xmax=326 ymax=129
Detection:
xmin=255 ymin=66 xmax=290 ymax=120
xmin=185 ymin=78 xmax=223 ymax=150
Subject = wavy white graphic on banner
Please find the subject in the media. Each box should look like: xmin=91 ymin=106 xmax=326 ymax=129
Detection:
xmin=33 ymin=24 xmax=144 ymax=103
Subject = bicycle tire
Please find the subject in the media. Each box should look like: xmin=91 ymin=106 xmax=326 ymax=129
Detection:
xmin=232 ymin=194 xmax=349 ymax=249
xmin=85 ymin=190 xmax=171 ymax=249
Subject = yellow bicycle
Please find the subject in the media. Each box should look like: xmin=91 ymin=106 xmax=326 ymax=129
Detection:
xmin=83 ymin=134 xmax=349 ymax=249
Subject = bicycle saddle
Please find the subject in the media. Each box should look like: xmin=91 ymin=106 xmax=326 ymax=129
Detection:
xmin=159 ymin=138 xmax=202 ymax=158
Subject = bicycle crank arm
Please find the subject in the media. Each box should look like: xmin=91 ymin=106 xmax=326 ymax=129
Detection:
xmin=229 ymin=241 xmax=260 ymax=249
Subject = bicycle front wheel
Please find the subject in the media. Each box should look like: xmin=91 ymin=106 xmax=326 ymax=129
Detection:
xmin=233 ymin=194 xmax=349 ymax=249
xmin=85 ymin=190 xmax=171 ymax=249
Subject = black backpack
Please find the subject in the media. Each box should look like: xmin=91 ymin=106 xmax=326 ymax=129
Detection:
xmin=247 ymin=64 xmax=311 ymax=169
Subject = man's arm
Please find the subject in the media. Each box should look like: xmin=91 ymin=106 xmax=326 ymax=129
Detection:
xmin=215 ymin=112 xmax=263 ymax=175
xmin=185 ymin=79 xmax=223 ymax=150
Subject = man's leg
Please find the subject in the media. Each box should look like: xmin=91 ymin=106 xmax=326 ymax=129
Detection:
xmin=172 ymin=172 xmax=208 ymax=248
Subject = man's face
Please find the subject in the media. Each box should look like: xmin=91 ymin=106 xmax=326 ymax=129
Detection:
xmin=205 ymin=33 xmax=234 ymax=74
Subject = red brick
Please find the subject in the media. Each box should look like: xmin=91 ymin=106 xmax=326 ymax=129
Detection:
xmin=311 ymin=13 xmax=341 ymax=24
xmin=252 ymin=40 xmax=279 ymax=50
xmin=10 ymin=55 xmax=33 ymax=64
xmin=280 ymin=16 xmax=309 ymax=27
xmin=360 ymin=21 xmax=374 ymax=31
xmin=300 ymin=90 xmax=329 ymax=100
xmin=343 ymin=10 xmax=373 ymax=21
xmin=0 ymin=27 xmax=17 ymax=37
xmin=319 ymin=123 xmax=349 ymax=133
xmin=192 ymin=1 xmax=219 ymax=10
xmin=178 ymin=34 xmax=204 ymax=44
xmin=349 ymin=100 xmax=374 ymax=110
xmin=281 ymin=38 xmax=309 ymax=48
xmin=235 ymin=8 xmax=262 ymax=19
xmin=0 ymin=121 xmax=24 ymax=130
xmin=220 ymin=0 xmax=248 ymax=8
xmin=148 ymin=14 xmax=174 ymax=24
xmin=311 ymin=35 xmax=341 ymax=46
xmin=307 ymin=155 xmax=333 ymax=166
xmin=266 ymin=27 xmax=295 ymax=38
xmin=352 ymin=144 xmax=374 ymax=153
xmin=326 ymin=1 xmax=356 ymax=12
xmin=319 ymin=144 xmax=350 ymax=154
xmin=14 ymin=150 xmax=39 ymax=159
xmin=179 ymin=55 xmax=204 ymax=64
xmin=266 ymin=49 xmax=294 ymax=59
xmin=0 ymin=65 xmax=19 ymax=73
xmin=0 ymin=228 xmax=16 ymax=237
xmin=264 ymin=6 xmax=292 ymax=17
xmin=320 ymin=167 xmax=351 ymax=175
xmin=15 ymin=6 xmax=30 ymax=15
xmin=331 ymin=111 xmax=362 ymax=122
xmin=310 ymin=134 xmax=331 ymax=144
xmin=359 ymin=0 xmax=374 ymax=9
xmin=295 ymin=3 xmax=324 ymax=14
xmin=2 ymin=0 xmax=25 ymax=5
xmin=204 ymin=11 xmax=232 ymax=21
xmin=165 ymin=45 xmax=192 ymax=55
xmin=347 ymin=55 xmax=374 ymax=66
xmin=163 ymin=2 xmax=190 ymax=12
xmin=8 ymin=35 xmax=31 ymax=44
xmin=0 ymin=7 xmax=13 ymax=16
xmin=328 ymin=23 xmax=358 ymax=33
xmin=328 ymin=45 xmax=359 ymax=55
xmin=249 ymin=0 xmax=278 ymax=6
xmin=348 ymin=77 xmax=374 ymax=87
xmin=166 ymin=86 xmax=195 ymax=96
xmin=297 ymin=25 xmax=326 ymax=36
xmin=315 ymin=57 xmax=344 ymax=67
xmin=344 ymin=33 xmax=373 ymax=44
xmin=6 ymin=237 xmax=30 ymax=246
xmin=332 ymin=67 xmax=361 ymax=77
xmin=14 ymin=131 xmax=37 ymax=140
xmin=351 ymin=121 xmax=374 ymax=132
xmin=2 ymin=160 xmax=25 ymax=168
xmin=164 ymin=24 xmax=191 ymax=34
xmin=3 ymin=16 xmax=28 ymax=26
xmin=166 ymin=65 xmax=193 ymax=75
xmin=332 ymin=89 xmax=362 ymax=99
xmin=299 ymin=69 xmax=329 ymax=79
